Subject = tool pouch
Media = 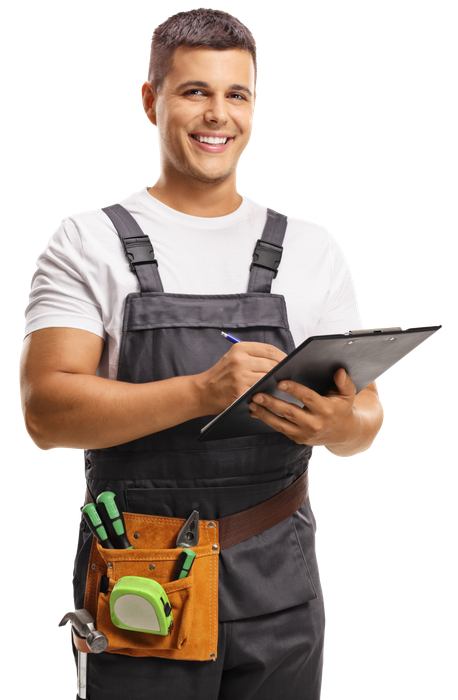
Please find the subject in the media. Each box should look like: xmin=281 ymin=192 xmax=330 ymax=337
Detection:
xmin=83 ymin=512 xmax=219 ymax=661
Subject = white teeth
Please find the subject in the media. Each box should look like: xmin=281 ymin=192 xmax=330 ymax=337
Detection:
xmin=196 ymin=135 xmax=228 ymax=144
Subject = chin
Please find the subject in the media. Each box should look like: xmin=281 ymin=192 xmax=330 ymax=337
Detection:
xmin=186 ymin=163 xmax=236 ymax=185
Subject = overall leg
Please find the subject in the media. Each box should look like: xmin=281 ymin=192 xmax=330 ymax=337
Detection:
xmin=219 ymin=595 xmax=325 ymax=700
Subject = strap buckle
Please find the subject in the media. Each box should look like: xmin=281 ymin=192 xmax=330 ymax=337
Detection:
xmin=123 ymin=235 xmax=158 ymax=271
xmin=250 ymin=239 xmax=283 ymax=278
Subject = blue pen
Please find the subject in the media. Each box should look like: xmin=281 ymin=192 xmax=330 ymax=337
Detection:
xmin=221 ymin=331 xmax=242 ymax=344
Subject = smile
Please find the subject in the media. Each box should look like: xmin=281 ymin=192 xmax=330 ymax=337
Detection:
xmin=192 ymin=135 xmax=229 ymax=144
xmin=189 ymin=134 xmax=233 ymax=153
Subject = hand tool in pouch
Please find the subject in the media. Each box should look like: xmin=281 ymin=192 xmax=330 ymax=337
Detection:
xmin=59 ymin=609 xmax=108 ymax=700
xmin=96 ymin=491 xmax=132 ymax=549
xmin=174 ymin=510 xmax=199 ymax=579
xmin=81 ymin=503 xmax=114 ymax=549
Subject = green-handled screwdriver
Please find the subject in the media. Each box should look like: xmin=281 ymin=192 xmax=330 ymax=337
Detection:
xmin=82 ymin=503 xmax=113 ymax=549
xmin=96 ymin=491 xmax=133 ymax=549
xmin=81 ymin=503 xmax=114 ymax=549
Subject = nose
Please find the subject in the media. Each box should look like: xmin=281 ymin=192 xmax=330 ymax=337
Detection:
xmin=203 ymin=94 xmax=228 ymax=125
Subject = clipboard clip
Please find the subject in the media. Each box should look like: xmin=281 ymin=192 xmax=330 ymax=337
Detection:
xmin=346 ymin=327 xmax=402 ymax=335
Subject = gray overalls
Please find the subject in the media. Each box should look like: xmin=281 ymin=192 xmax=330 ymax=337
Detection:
xmin=72 ymin=205 xmax=325 ymax=699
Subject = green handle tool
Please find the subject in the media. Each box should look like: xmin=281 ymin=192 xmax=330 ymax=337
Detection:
xmin=81 ymin=503 xmax=114 ymax=549
xmin=96 ymin=491 xmax=133 ymax=549
xmin=174 ymin=548 xmax=196 ymax=579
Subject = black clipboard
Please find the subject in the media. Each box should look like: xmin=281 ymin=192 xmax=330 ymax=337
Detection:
xmin=198 ymin=325 xmax=441 ymax=442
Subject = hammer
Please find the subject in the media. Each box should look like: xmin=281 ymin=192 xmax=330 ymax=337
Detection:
xmin=59 ymin=609 xmax=108 ymax=699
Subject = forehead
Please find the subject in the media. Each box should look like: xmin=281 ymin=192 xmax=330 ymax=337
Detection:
xmin=164 ymin=45 xmax=256 ymax=91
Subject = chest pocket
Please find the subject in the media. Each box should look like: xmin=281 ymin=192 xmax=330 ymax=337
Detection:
xmin=117 ymin=291 xmax=294 ymax=385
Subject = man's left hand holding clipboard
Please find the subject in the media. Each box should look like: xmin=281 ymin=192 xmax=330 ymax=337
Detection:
xmin=247 ymin=367 xmax=382 ymax=457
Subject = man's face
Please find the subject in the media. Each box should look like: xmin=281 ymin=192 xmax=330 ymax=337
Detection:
xmin=143 ymin=46 xmax=256 ymax=185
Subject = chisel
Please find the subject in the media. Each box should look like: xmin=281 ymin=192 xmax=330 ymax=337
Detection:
xmin=81 ymin=503 xmax=114 ymax=549
xmin=96 ymin=491 xmax=133 ymax=549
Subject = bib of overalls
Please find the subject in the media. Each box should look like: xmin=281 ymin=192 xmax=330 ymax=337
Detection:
xmin=74 ymin=205 xmax=320 ymax=621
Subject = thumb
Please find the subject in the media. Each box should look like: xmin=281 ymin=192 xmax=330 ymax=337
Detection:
xmin=333 ymin=368 xmax=353 ymax=395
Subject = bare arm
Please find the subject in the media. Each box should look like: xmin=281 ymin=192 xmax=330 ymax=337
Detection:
xmin=20 ymin=327 xmax=285 ymax=450
xmin=325 ymin=377 xmax=383 ymax=456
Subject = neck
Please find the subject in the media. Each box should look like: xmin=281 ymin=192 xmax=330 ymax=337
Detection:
xmin=148 ymin=169 xmax=242 ymax=217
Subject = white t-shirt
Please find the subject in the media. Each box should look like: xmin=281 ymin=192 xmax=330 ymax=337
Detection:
xmin=24 ymin=187 xmax=361 ymax=380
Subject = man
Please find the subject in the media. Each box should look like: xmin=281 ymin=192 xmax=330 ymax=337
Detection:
xmin=21 ymin=8 xmax=382 ymax=700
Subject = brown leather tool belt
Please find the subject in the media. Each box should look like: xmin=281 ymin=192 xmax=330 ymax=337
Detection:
xmin=84 ymin=468 xmax=309 ymax=550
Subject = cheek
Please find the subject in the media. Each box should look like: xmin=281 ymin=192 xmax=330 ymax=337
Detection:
xmin=156 ymin=103 xmax=182 ymax=135
xmin=234 ymin=110 xmax=253 ymax=139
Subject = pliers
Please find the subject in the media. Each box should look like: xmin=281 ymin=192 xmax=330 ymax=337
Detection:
xmin=174 ymin=510 xmax=199 ymax=579
xmin=176 ymin=510 xmax=200 ymax=548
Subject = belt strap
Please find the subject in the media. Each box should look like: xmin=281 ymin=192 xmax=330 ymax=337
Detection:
xmin=218 ymin=470 xmax=309 ymax=550
xmin=84 ymin=472 xmax=308 ymax=551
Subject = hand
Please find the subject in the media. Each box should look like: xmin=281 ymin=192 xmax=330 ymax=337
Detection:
xmin=248 ymin=368 xmax=358 ymax=447
xmin=197 ymin=342 xmax=287 ymax=415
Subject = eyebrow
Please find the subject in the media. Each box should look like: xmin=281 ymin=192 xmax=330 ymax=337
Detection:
xmin=176 ymin=80 xmax=253 ymax=97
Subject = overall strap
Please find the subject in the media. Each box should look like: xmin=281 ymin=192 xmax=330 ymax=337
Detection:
xmin=103 ymin=203 xmax=286 ymax=294
xmin=102 ymin=204 xmax=164 ymax=293
xmin=247 ymin=208 xmax=287 ymax=293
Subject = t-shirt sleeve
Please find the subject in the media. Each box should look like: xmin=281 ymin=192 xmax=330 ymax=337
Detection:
xmin=24 ymin=217 xmax=106 ymax=339
xmin=314 ymin=232 xmax=362 ymax=335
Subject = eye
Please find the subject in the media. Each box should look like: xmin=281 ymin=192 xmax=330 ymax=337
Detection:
xmin=228 ymin=93 xmax=245 ymax=100
xmin=184 ymin=89 xmax=205 ymax=97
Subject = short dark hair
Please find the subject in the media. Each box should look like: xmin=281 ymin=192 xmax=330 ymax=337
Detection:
xmin=148 ymin=8 xmax=257 ymax=92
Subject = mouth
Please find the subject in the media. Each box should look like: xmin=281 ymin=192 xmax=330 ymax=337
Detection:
xmin=189 ymin=133 xmax=233 ymax=153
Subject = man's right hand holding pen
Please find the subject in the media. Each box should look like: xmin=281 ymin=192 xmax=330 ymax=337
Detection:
xmin=195 ymin=338 xmax=287 ymax=415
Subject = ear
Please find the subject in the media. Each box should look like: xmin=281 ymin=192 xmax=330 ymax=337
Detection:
xmin=142 ymin=81 xmax=158 ymax=126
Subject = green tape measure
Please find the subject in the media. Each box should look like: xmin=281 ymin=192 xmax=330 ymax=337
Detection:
xmin=110 ymin=577 xmax=173 ymax=636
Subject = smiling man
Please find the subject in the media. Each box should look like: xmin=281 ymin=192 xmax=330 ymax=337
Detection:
xmin=145 ymin=44 xmax=255 ymax=214
xmin=21 ymin=9 xmax=382 ymax=700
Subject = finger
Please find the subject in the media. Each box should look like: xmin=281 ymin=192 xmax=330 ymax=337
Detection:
xmin=249 ymin=399 xmax=302 ymax=438
xmin=276 ymin=380 xmax=324 ymax=411
xmin=329 ymin=369 xmax=356 ymax=398
xmin=227 ymin=345 xmax=286 ymax=378
xmin=249 ymin=394 xmax=303 ymax=425
xmin=234 ymin=342 xmax=287 ymax=363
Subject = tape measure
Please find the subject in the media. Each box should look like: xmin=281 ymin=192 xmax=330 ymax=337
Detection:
xmin=110 ymin=577 xmax=173 ymax=636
